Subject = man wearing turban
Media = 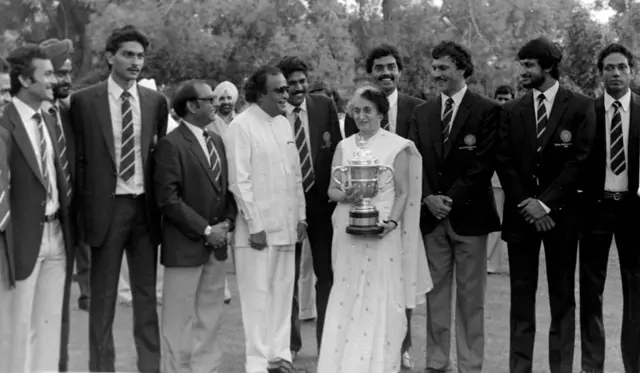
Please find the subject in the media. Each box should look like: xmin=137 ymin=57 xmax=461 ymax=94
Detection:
xmin=207 ymin=81 xmax=238 ymax=137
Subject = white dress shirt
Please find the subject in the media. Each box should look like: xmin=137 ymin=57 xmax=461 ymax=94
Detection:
xmin=13 ymin=97 xmax=59 ymax=215
xmin=604 ymin=90 xmax=631 ymax=192
xmin=225 ymin=104 xmax=306 ymax=246
xmin=107 ymin=75 xmax=144 ymax=195
xmin=387 ymin=89 xmax=399 ymax=133
xmin=286 ymin=99 xmax=313 ymax=168
xmin=183 ymin=119 xmax=220 ymax=167
xmin=441 ymin=85 xmax=468 ymax=123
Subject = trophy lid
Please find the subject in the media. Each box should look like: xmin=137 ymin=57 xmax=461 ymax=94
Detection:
xmin=348 ymin=138 xmax=380 ymax=166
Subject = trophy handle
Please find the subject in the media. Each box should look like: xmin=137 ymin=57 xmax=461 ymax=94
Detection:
xmin=331 ymin=166 xmax=348 ymax=188
xmin=377 ymin=165 xmax=395 ymax=188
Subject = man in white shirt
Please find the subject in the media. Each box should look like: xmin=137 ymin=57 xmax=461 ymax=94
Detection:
xmin=1 ymin=44 xmax=72 ymax=372
xmin=579 ymin=43 xmax=640 ymax=373
xmin=225 ymin=65 xmax=307 ymax=373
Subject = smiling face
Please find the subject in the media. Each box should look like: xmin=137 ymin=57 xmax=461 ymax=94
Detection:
xmin=370 ymin=55 xmax=400 ymax=95
xmin=0 ymin=73 xmax=10 ymax=107
xmin=518 ymin=59 xmax=546 ymax=90
xmin=432 ymin=55 xmax=465 ymax=96
xmin=20 ymin=58 xmax=56 ymax=103
xmin=218 ymin=91 xmax=235 ymax=116
xmin=350 ymin=95 xmax=382 ymax=133
xmin=53 ymin=58 xmax=73 ymax=99
xmin=258 ymin=73 xmax=289 ymax=117
xmin=601 ymin=52 xmax=633 ymax=98
xmin=286 ymin=70 xmax=308 ymax=107
xmin=107 ymin=41 xmax=145 ymax=83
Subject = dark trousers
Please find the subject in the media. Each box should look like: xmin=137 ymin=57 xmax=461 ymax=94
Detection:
xmin=290 ymin=208 xmax=333 ymax=352
xmin=508 ymin=233 xmax=577 ymax=373
xmin=76 ymin=242 xmax=91 ymax=300
xmin=579 ymin=198 xmax=640 ymax=373
xmin=88 ymin=196 xmax=160 ymax=373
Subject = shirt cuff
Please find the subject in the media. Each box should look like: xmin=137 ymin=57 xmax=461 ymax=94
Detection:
xmin=539 ymin=200 xmax=551 ymax=213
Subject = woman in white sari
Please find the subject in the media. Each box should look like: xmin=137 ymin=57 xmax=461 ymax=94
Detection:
xmin=317 ymin=86 xmax=432 ymax=373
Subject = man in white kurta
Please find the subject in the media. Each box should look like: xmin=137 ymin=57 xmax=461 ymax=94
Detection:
xmin=224 ymin=67 xmax=306 ymax=373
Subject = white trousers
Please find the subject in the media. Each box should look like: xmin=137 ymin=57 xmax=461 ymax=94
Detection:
xmin=9 ymin=219 xmax=66 ymax=373
xmin=161 ymin=252 xmax=227 ymax=373
xmin=0 ymin=233 xmax=13 ymax=370
xmin=298 ymin=238 xmax=316 ymax=320
xmin=487 ymin=187 xmax=508 ymax=273
xmin=235 ymin=245 xmax=295 ymax=373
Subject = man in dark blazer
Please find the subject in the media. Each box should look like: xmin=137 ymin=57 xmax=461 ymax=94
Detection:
xmin=69 ymin=25 xmax=168 ymax=372
xmin=276 ymin=56 xmax=341 ymax=357
xmin=0 ymin=125 xmax=14 ymax=364
xmin=496 ymin=37 xmax=596 ymax=373
xmin=2 ymin=44 xmax=73 ymax=372
xmin=579 ymin=43 xmax=640 ymax=373
xmin=343 ymin=44 xmax=425 ymax=368
xmin=409 ymin=41 xmax=500 ymax=373
xmin=154 ymin=80 xmax=236 ymax=373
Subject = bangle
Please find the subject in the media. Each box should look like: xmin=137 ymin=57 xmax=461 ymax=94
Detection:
xmin=385 ymin=219 xmax=398 ymax=229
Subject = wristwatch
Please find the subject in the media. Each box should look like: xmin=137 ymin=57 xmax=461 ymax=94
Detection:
xmin=203 ymin=225 xmax=213 ymax=237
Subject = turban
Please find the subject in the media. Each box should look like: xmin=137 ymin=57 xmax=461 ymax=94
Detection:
xmin=213 ymin=81 xmax=239 ymax=104
xmin=138 ymin=78 xmax=158 ymax=91
xmin=518 ymin=37 xmax=563 ymax=65
xmin=39 ymin=38 xmax=74 ymax=70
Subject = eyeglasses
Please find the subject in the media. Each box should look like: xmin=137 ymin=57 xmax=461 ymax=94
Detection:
xmin=192 ymin=96 xmax=217 ymax=105
xmin=272 ymin=86 xmax=290 ymax=95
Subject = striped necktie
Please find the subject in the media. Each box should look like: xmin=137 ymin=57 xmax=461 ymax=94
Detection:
xmin=610 ymin=100 xmax=626 ymax=175
xmin=203 ymin=131 xmax=221 ymax=184
xmin=536 ymin=94 xmax=548 ymax=153
xmin=293 ymin=107 xmax=315 ymax=193
xmin=119 ymin=91 xmax=135 ymax=182
xmin=0 ymin=170 xmax=9 ymax=232
xmin=442 ymin=97 xmax=454 ymax=144
xmin=49 ymin=105 xmax=72 ymax=197
xmin=34 ymin=112 xmax=52 ymax=198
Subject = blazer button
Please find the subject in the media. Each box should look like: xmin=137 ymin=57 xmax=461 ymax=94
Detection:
xmin=113 ymin=172 xmax=117 ymax=176
xmin=111 ymin=193 xmax=115 ymax=198
xmin=41 ymin=200 xmax=45 ymax=206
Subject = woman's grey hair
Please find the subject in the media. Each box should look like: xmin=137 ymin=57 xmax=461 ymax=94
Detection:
xmin=346 ymin=84 xmax=390 ymax=116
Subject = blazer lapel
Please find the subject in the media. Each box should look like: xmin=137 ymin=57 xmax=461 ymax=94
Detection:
xmin=628 ymin=93 xmax=640 ymax=190
xmin=428 ymin=97 xmax=444 ymax=160
xmin=539 ymin=87 xmax=570 ymax=152
xmin=396 ymin=93 xmax=411 ymax=137
xmin=519 ymin=92 xmax=537 ymax=156
xmin=179 ymin=124 xmax=220 ymax=191
xmin=43 ymin=113 xmax=69 ymax=205
xmin=138 ymin=87 xmax=154 ymax=167
xmin=305 ymin=95 xmax=321 ymax=163
xmin=445 ymin=91 xmax=472 ymax=158
xmin=6 ymin=104 xmax=46 ymax=188
xmin=94 ymin=82 xmax=116 ymax=168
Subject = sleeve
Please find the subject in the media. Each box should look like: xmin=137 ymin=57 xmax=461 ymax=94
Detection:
xmin=495 ymin=106 xmax=529 ymax=204
xmin=224 ymin=120 xmax=264 ymax=234
xmin=343 ymin=114 xmax=358 ymax=138
xmin=407 ymin=107 xmax=433 ymax=197
xmin=215 ymin=137 xmax=238 ymax=225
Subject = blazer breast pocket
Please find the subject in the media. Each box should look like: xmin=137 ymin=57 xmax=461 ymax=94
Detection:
xmin=553 ymin=129 xmax=573 ymax=149
xmin=457 ymin=133 xmax=478 ymax=151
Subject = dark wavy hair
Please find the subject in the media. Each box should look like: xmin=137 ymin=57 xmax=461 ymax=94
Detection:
xmin=347 ymin=85 xmax=390 ymax=116
xmin=6 ymin=44 xmax=49 ymax=96
xmin=494 ymin=85 xmax=515 ymax=99
xmin=277 ymin=55 xmax=309 ymax=80
xmin=105 ymin=25 xmax=150 ymax=54
xmin=597 ymin=43 xmax=635 ymax=73
xmin=366 ymin=44 xmax=403 ymax=74
xmin=432 ymin=41 xmax=474 ymax=79
xmin=244 ymin=65 xmax=282 ymax=103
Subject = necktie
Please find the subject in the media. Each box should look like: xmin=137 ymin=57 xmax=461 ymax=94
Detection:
xmin=381 ymin=112 xmax=390 ymax=131
xmin=34 ymin=112 xmax=52 ymax=198
xmin=293 ymin=107 xmax=315 ymax=193
xmin=119 ymin=91 xmax=135 ymax=182
xmin=441 ymin=97 xmax=454 ymax=144
xmin=0 ymin=171 xmax=9 ymax=232
xmin=203 ymin=132 xmax=221 ymax=184
xmin=49 ymin=105 xmax=72 ymax=197
xmin=610 ymin=100 xmax=626 ymax=175
xmin=536 ymin=94 xmax=548 ymax=153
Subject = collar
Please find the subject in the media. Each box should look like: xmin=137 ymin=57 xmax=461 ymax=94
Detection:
xmin=249 ymin=103 xmax=279 ymax=122
xmin=604 ymin=89 xmax=631 ymax=112
xmin=13 ymin=97 xmax=42 ymax=121
xmin=40 ymin=100 xmax=59 ymax=114
xmin=181 ymin=119 xmax=206 ymax=138
xmin=441 ymin=84 xmax=467 ymax=107
xmin=286 ymin=98 xmax=307 ymax=115
xmin=388 ymin=89 xmax=399 ymax=107
xmin=108 ymin=75 xmax=139 ymax=102
xmin=533 ymin=81 xmax=559 ymax=103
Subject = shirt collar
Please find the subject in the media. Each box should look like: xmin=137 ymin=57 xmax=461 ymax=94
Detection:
xmin=388 ymin=89 xmax=399 ymax=107
xmin=13 ymin=97 xmax=42 ymax=121
xmin=604 ymin=89 xmax=631 ymax=112
xmin=441 ymin=84 xmax=468 ymax=107
xmin=40 ymin=100 xmax=58 ymax=115
xmin=286 ymin=98 xmax=307 ymax=115
xmin=533 ymin=81 xmax=559 ymax=103
xmin=249 ymin=103 xmax=279 ymax=122
xmin=108 ymin=75 xmax=139 ymax=102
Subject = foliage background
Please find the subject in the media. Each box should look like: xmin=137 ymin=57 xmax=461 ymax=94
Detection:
xmin=1 ymin=0 xmax=639 ymax=101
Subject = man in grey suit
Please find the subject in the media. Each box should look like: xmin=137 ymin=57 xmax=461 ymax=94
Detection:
xmin=70 ymin=25 xmax=168 ymax=372
xmin=154 ymin=80 xmax=237 ymax=373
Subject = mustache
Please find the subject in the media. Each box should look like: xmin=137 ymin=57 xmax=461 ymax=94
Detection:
xmin=293 ymin=89 xmax=305 ymax=95
xmin=378 ymin=75 xmax=394 ymax=81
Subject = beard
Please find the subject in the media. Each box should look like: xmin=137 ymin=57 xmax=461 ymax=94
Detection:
xmin=521 ymin=74 xmax=545 ymax=90
xmin=218 ymin=103 xmax=234 ymax=116
xmin=53 ymin=84 xmax=71 ymax=99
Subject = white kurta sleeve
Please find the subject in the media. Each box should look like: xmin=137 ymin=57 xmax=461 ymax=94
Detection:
xmin=225 ymin=120 xmax=264 ymax=234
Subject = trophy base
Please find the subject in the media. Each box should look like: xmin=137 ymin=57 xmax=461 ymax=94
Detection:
xmin=346 ymin=225 xmax=384 ymax=235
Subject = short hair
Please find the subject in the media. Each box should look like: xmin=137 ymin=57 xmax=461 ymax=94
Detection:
xmin=597 ymin=43 xmax=635 ymax=72
xmin=244 ymin=65 xmax=282 ymax=104
xmin=347 ymin=85 xmax=390 ymax=116
xmin=276 ymin=56 xmax=309 ymax=80
xmin=494 ymin=85 xmax=515 ymax=98
xmin=6 ymin=44 xmax=50 ymax=96
xmin=0 ymin=58 xmax=9 ymax=74
xmin=366 ymin=44 xmax=403 ymax=74
xmin=432 ymin=41 xmax=474 ymax=79
xmin=172 ymin=79 xmax=208 ymax=118
xmin=105 ymin=25 xmax=150 ymax=54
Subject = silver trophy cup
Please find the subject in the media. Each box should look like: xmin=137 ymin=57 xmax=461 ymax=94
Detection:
xmin=331 ymin=141 xmax=394 ymax=235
